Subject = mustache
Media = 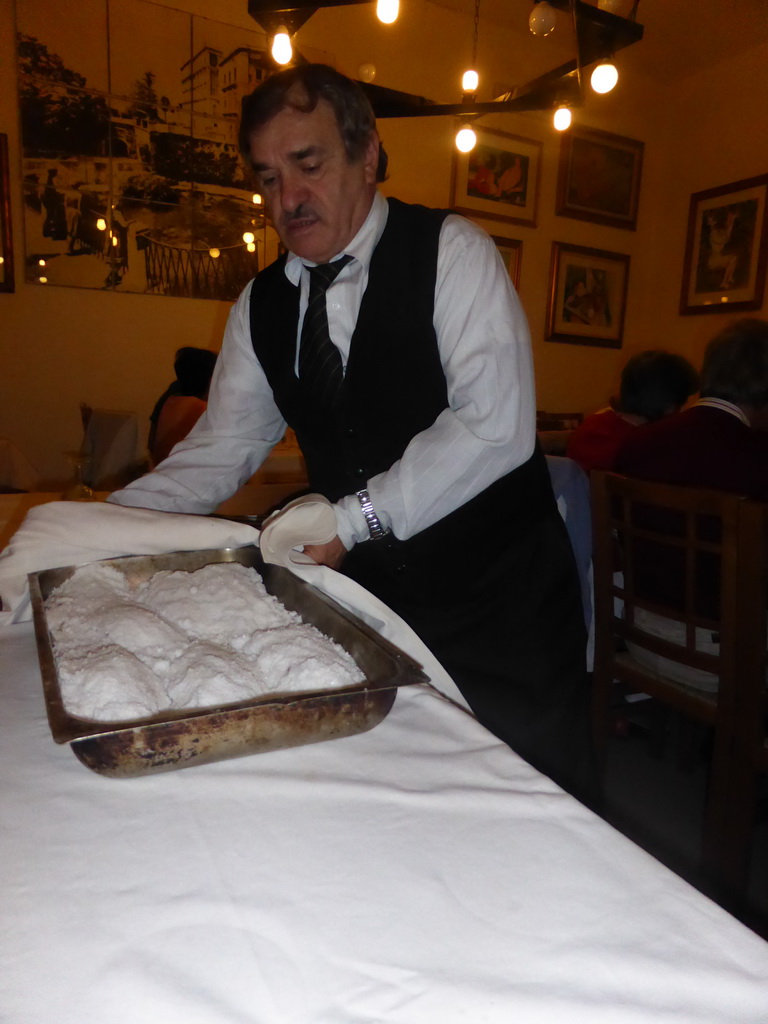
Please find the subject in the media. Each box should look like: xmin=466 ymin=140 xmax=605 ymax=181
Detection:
xmin=282 ymin=204 xmax=317 ymax=226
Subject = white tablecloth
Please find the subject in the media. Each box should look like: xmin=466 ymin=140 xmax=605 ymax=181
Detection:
xmin=2 ymin=622 xmax=768 ymax=1023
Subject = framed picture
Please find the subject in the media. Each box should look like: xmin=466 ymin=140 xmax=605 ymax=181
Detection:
xmin=546 ymin=242 xmax=630 ymax=348
xmin=0 ymin=134 xmax=14 ymax=294
xmin=556 ymin=126 xmax=644 ymax=231
xmin=679 ymin=173 xmax=768 ymax=315
xmin=451 ymin=128 xmax=542 ymax=227
xmin=15 ymin=0 xmax=284 ymax=300
xmin=490 ymin=234 xmax=522 ymax=290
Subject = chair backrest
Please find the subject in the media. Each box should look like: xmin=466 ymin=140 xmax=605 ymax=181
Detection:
xmin=80 ymin=407 xmax=142 ymax=490
xmin=712 ymin=498 xmax=768 ymax=897
xmin=546 ymin=456 xmax=592 ymax=635
xmin=591 ymin=471 xmax=747 ymax=885
xmin=537 ymin=410 xmax=584 ymax=432
xmin=592 ymin=471 xmax=745 ymax=711
xmin=735 ymin=500 xmax=768 ymax=758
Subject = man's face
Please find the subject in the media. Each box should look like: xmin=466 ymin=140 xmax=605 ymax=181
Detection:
xmin=248 ymin=88 xmax=379 ymax=264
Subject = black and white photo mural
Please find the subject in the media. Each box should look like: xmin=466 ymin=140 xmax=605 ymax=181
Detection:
xmin=16 ymin=0 xmax=329 ymax=299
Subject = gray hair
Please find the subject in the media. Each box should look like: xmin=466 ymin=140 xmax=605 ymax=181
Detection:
xmin=239 ymin=64 xmax=388 ymax=182
xmin=700 ymin=318 xmax=768 ymax=410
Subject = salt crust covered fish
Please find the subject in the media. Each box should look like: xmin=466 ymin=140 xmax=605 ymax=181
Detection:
xmin=45 ymin=561 xmax=364 ymax=722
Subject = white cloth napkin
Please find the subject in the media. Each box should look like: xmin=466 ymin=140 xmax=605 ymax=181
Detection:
xmin=0 ymin=501 xmax=259 ymax=626
xmin=258 ymin=494 xmax=464 ymax=705
xmin=259 ymin=493 xmax=338 ymax=567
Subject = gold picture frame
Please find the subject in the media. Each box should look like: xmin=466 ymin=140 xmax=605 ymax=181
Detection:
xmin=679 ymin=173 xmax=768 ymax=315
xmin=556 ymin=126 xmax=644 ymax=231
xmin=490 ymin=234 xmax=522 ymax=290
xmin=546 ymin=241 xmax=630 ymax=349
xmin=451 ymin=128 xmax=542 ymax=228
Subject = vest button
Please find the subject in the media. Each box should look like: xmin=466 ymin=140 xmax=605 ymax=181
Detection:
xmin=354 ymin=467 xmax=365 ymax=477
xmin=346 ymin=427 xmax=356 ymax=438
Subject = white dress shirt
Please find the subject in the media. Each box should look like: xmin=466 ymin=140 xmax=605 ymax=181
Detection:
xmin=110 ymin=191 xmax=536 ymax=550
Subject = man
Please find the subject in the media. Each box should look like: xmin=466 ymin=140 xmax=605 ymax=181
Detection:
xmin=110 ymin=65 xmax=592 ymax=800
xmin=615 ymin=318 xmax=768 ymax=500
xmin=567 ymin=349 xmax=698 ymax=475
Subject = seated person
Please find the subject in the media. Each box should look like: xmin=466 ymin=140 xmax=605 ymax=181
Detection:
xmin=148 ymin=347 xmax=217 ymax=466
xmin=613 ymin=318 xmax=768 ymax=690
xmin=567 ymin=350 xmax=698 ymax=474
xmin=615 ymin=319 xmax=768 ymax=499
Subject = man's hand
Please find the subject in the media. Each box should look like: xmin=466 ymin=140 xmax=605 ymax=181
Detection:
xmin=302 ymin=535 xmax=348 ymax=570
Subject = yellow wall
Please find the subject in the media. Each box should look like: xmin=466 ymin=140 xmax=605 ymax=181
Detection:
xmin=1 ymin=0 xmax=766 ymax=485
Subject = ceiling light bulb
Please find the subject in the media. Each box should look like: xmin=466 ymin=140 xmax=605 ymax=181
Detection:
xmin=39 ymin=276 xmax=48 ymax=283
xmin=358 ymin=62 xmax=376 ymax=83
xmin=247 ymin=242 xmax=256 ymax=253
xmin=243 ymin=231 xmax=255 ymax=244
xmin=271 ymin=28 xmax=292 ymax=65
xmin=209 ymin=248 xmax=221 ymax=259
xmin=553 ymin=106 xmax=572 ymax=131
xmin=377 ymin=0 xmax=399 ymax=24
xmin=529 ymin=1 xmax=556 ymax=36
xmin=252 ymin=193 xmax=262 ymax=205
xmin=591 ymin=62 xmax=618 ymax=93
xmin=455 ymin=127 xmax=477 ymax=153
xmin=462 ymin=69 xmax=479 ymax=93
xmin=96 ymin=218 xmax=107 ymax=231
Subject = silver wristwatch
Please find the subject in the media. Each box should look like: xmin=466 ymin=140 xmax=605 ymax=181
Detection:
xmin=356 ymin=488 xmax=389 ymax=540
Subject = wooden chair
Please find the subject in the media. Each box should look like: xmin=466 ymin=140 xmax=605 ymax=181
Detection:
xmin=590 ymin=471 xmax=746 ymax=887
xmin=716 ymin=498 xmax=768 ymax=901
xmin=536 ymin=410 xmax=584 ymax=431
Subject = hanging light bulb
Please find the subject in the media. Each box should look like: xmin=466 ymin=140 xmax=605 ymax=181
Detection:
xmin=591 ymin=61 xmax=619 ymax=94
xmin=553 ymin=106 xmax=572 ymax=131
xmin=455 ymin=126 xmax=477 ymax=153
xmin=252 ymin=193 xmax=262 ymax=205
xmin=247 ymin=242 xmax=256 ymax=253
xmin=358 ymin=62 xmax=376 ymax=83
xmin=271 ymin=27 xmax=292 ymax=65
xmin=376 ymin=0 xmax=399 ymax=24
xmin=242 ymin=231 xmax=255 ymax=244
xmin=529 ymin=1 xmax=556 ymax=36
xmin=461 ymin=69 xmax=479 ymax=94
xmin=209 ymin=248 xmax=221 ymax=259
xmin=96 ymin=217 xmax=107 ymax=231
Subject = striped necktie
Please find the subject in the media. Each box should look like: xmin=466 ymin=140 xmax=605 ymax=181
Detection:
xmin=299 ymin=254 xmax=353 ymax=408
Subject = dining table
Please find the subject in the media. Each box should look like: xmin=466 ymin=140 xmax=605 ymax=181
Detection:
xmin=2 ymin=492 xmax=768 ymax=1023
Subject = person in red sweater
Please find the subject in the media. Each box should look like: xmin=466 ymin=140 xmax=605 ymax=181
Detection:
xmin=567 ymin=350 xmax=698 ymax=474
xmin=614 ymin=318 xmax=768 ymax=691
xmin=615 ymin=319 xmax=768 ymax=501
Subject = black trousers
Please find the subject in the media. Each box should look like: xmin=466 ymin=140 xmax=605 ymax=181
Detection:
xmin=342 ymin=508 xmax=595 ymax=805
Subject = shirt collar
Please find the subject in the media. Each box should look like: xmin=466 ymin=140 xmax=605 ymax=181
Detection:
xmin=284 ymin=191 xmax=389 ymax=286
xmin=695 ymin=397 xmax=750 ymax=426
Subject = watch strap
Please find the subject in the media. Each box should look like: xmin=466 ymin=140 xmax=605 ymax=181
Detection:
xmin=356 ymin=488 xmax=389 ymax=540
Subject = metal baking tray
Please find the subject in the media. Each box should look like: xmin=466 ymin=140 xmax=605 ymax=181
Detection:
xmin=29 ymin=546 xmax=428 ymax=779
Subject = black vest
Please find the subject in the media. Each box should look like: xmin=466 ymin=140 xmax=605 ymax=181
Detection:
xmin=249 ymin=197 xmax=555 ymax=571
